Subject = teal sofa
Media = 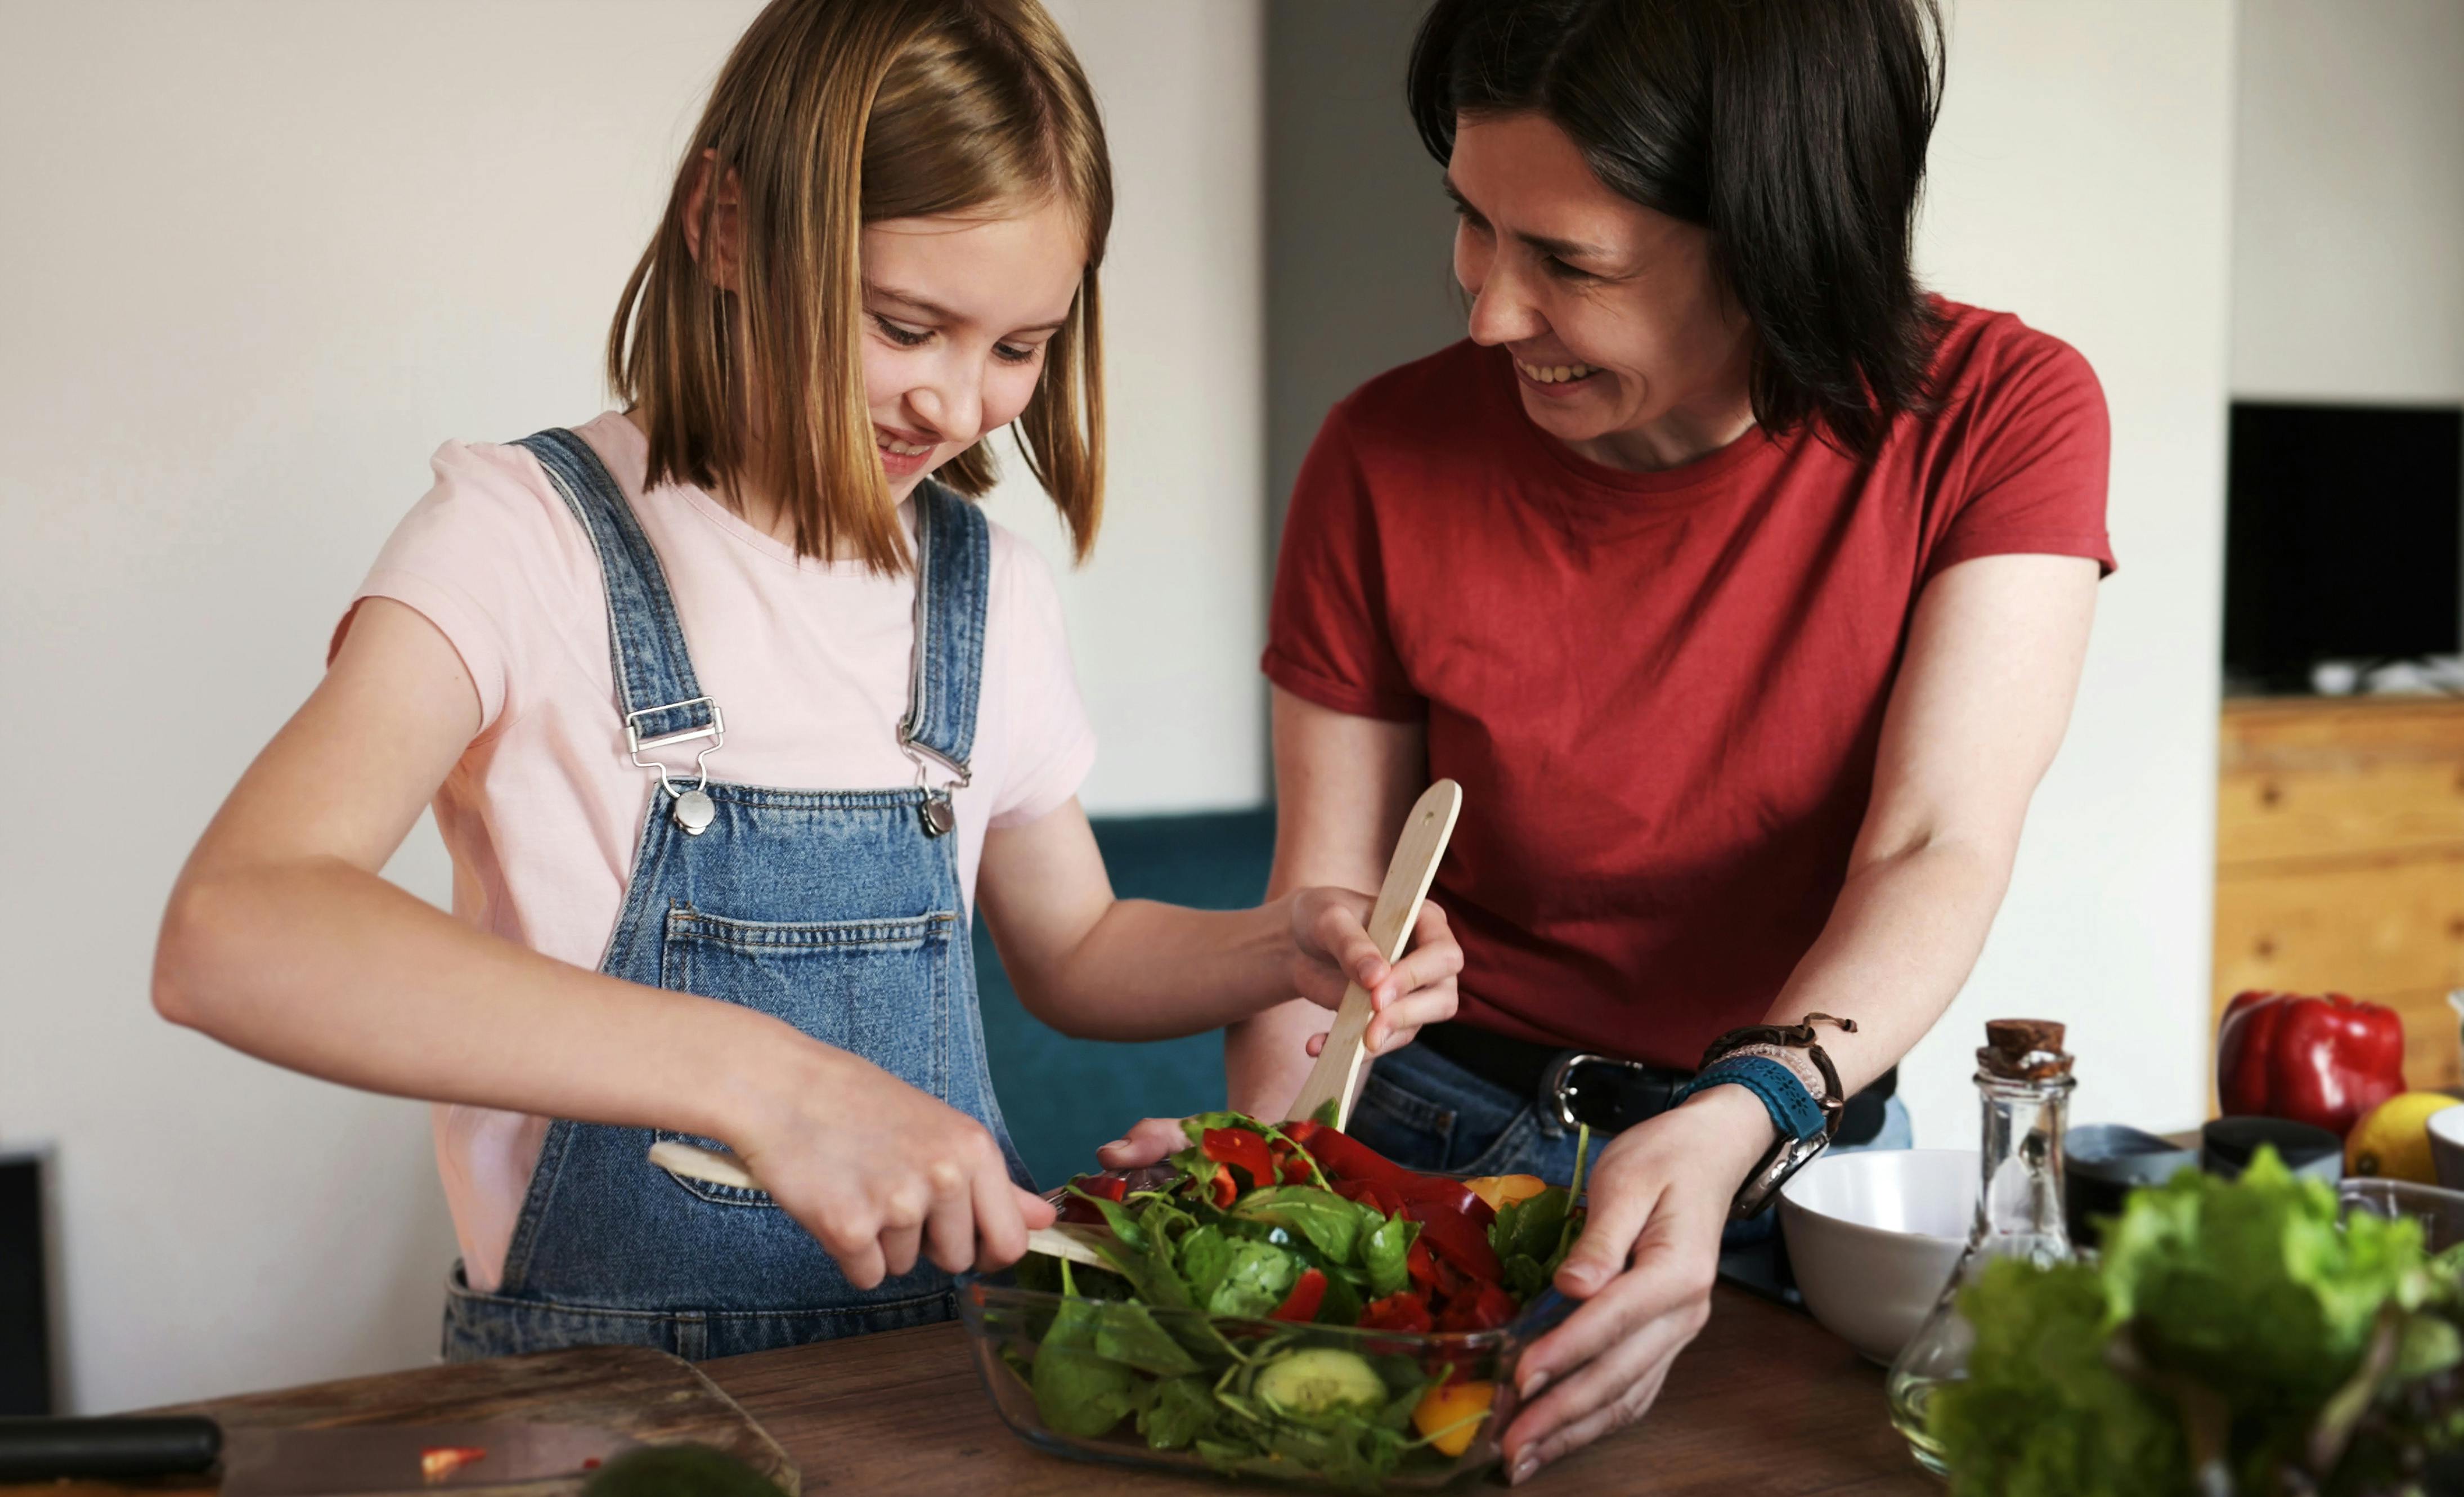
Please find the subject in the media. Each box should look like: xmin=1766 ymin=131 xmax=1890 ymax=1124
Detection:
xmin=973 ymin=808 xmax=1276 ymax=1187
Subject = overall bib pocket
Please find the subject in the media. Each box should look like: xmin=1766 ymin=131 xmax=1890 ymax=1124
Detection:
xmin=654 ymin=904 xmax=955 ymax=1207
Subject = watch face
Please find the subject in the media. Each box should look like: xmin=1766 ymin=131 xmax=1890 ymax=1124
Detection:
xmin=1735 ymin=1135 xmax=1830 ymax=1219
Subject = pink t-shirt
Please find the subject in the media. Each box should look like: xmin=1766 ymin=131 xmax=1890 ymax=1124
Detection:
xmin=342 ymin=412 xmax=1096 ymax=1291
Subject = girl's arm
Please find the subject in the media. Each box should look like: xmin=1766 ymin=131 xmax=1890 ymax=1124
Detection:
xmin=975 ymin=745 xmax=1455 ymax=1054
xmin=155 ymin=598 xmax=1049 ymax=1288
xmin=1501 ymin=553 xmax=2100 ymax=1480
xmin=1219 ymin=691 xmax=1429 ymax=1114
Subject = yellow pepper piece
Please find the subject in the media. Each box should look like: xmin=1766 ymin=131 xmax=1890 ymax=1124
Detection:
xmin=1412 ymin=1379 xmax=1496 ymax=1458
xmin=1462 ymin=1173 xmax=1548 ymax=1211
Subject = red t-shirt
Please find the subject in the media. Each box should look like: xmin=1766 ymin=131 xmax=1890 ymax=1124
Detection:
xmin=1264 ymin=300 xmax=2112 ymax=1069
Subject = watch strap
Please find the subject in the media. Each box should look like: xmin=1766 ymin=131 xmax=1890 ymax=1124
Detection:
xmin=1672 ymin=1055 xmax=1829 ymax=1144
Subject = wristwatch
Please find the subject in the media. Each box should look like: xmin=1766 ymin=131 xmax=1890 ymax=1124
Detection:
xmin=1696 ymin=1014 xmax=1857 ymax=1220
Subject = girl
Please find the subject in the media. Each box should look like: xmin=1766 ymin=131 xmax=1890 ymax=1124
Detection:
xmin=152 ymin=0 xmax=1459 ymax=1362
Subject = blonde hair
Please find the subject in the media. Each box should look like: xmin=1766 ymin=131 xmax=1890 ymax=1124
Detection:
xmin=609 ymin=0 xmax=1110 ymax=570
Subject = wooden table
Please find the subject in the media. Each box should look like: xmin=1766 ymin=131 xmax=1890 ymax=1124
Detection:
xmin=704 ymin=1285 xmax=1934 ymax=1494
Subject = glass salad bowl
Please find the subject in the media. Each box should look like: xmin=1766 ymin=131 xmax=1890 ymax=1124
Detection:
xmin=956 ymin=1266 xmax=1573 ymax=1491
xmin=953 ymin=1115 xmax=1590 ymax=1492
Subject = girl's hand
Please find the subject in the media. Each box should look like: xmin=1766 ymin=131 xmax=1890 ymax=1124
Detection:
xmin=1289 ymin=890 xmax=1462 ymax=1057
xmin=1494 ymin=1085 xmax=1773 ymax=1484
xmin=729 ymin=1042 xmax=1055 ymax=1290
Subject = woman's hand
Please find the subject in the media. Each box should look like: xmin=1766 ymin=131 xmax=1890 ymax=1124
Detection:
xmin=728 ymin=1041 xmax=1056 ymax=1290
xmin=1289 ymin=891 xmax=1461 ymax=1056
xmin=1497 ymin=1086 xmax=1773 ymax=1484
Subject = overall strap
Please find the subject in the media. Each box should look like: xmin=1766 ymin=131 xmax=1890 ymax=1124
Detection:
xmin=515 ymin=429 xmax=720 ymax=754
xmin=900 ymin=480 xmax=991 ymax=779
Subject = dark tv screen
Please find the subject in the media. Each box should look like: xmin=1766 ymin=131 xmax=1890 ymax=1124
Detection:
xmin=2223 ymin=402 xmax=2462 ymax=685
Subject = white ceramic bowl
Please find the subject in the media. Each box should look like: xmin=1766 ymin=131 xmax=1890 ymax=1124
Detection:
xmin=2427 ymin=1105 xmax=2464 ymax=1193
xmin=1778 ymin=1149 xmax=1976 ymax=1365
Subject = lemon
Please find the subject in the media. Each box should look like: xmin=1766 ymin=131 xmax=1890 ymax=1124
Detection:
xmin=2344 ymin=1091 xmax=2463 ymax=1183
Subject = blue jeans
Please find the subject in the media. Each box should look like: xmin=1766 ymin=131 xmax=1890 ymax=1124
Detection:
xmin=1346 ymin=1041 xmax=1913 ymax=1248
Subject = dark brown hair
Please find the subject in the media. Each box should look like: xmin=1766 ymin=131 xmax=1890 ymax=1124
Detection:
xmin=611 ymin=0 xmax=1111 ymax=570
xmin=1410 ymin=0 xmax=1946 ymax=458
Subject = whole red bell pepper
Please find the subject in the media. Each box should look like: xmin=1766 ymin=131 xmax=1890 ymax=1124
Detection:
xmin=1271 ymin=1267 xmax=1329 ymax=1323
xmin=2216 ymin=989 xmax=2406 ymax=1137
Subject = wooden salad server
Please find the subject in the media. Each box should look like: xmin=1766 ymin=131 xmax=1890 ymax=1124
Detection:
xmin=1281 ymin=778 xmax=1463 ymax=1131
xmin=644 ymin=1139 xmax=1116 ymax=1269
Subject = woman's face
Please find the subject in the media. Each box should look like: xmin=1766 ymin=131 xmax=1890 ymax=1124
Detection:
xmin=859 ymin=198 xmax=1083 ymax=498
xmin=1448 ymin=113 xmax=1754 ymax=463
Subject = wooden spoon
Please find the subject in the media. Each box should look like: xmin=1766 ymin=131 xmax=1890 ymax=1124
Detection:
xmin=1282 ymin=778 xmax=1464 ymax=1131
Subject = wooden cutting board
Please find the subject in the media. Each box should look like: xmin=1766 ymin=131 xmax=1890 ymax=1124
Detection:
xmin=1 ymin=1346 xmax=797 ymax=1496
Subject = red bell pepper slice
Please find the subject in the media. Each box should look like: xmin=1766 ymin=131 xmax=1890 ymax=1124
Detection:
xmin=1358 ymin=1291 xmax=1434 ymax=1333
xmin=1333 ymin=1178 xmax=1403 ymax=1217
xmin=2217 ymin=989 xmax=2407 ymax=1137
xmin=1407 ymin=1235 xmax=1439 ymax=1292
xmin=1074 ymin=1173 xmax=1128 ymax=1202
xmin=1394 ymin=1172 xmax=1497 ymax=1229
xmin=1293 ymin=1125 xmax=1416 ymax=1190
xmin=1200 ymin=1163 xmax=1237 ymax=1209
xmin=1435 ymin=1282 xmax=1516 ymax=1333
xmin=1271 ymin=1267 xmax=1329 ymax=1323
xmin=1404 ymin=1199 xmax=1503 ymax=1284
xmin=1056 ymin=1173 xmax=1126 ymax=1224
xmin=1203 ymin=1127 xmax=1277 ymax=1193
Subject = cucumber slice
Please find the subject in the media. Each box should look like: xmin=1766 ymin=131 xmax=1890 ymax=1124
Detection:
xmin=1254 ymin=1347 xmax=1386 ymax=1417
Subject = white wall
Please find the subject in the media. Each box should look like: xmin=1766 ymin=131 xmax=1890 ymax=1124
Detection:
xmin=0 ymin=0 xmax=1263 ymax=1412
xmin=985 ymin=0 xmax=1267 ymax=815
xmin=2230 ymin=0 xmax=2464 ymax=403
xmin=1895 ymin=0 xmax=2239 ymax=1146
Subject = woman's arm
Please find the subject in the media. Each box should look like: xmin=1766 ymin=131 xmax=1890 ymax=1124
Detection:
xmin=1500 ymin=553 xmax=2100 ymax=1482
xmin=155 ymin=598 xmax=1049 ymax=1286
xmin=974 ymin=741 xmax=1457 ymax=1050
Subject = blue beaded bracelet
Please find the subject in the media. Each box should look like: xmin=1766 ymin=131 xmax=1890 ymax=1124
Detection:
xmin=1671 ymin=1055 xmax=1829 ymax=1144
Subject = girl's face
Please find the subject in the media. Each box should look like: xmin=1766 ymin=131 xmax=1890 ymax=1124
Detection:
xmin=1447 ymin=112 xmax=1755 ymax=464
xmin=860 ymin=199 xmax=1084 ymax=497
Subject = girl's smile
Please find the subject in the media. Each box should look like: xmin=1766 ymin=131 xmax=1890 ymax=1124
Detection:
xmin=872 ymin=421 xmax=941 ymax=478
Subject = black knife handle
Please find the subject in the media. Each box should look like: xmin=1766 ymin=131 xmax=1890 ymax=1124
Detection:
xmin=0 ymin=1415 xmax=223 ymax=1480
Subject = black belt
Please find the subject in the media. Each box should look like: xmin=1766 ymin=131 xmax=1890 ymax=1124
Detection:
xmin=1416 ymin=1021 xmax=1897 ymax=1148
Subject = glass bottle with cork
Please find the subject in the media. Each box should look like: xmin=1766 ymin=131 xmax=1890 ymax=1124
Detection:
xmin=1886 ymin=1018 xmax=2075 ymax=1475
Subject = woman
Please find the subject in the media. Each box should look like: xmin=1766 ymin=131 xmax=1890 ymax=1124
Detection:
xmin=1111 ymin=0 xmax=2106 ymax=1481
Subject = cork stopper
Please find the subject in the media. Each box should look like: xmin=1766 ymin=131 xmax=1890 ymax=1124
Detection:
xmin=1978 ymin=1018 xmax=2072 ymax=1081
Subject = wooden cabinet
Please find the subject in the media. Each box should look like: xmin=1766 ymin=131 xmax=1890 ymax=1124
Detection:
xmin=2214 ymin=697 xmax=2464 ymax=1089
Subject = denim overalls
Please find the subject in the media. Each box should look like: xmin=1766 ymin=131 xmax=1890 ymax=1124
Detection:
xmin=441 ymin=428 xmax=1028 ymax=1361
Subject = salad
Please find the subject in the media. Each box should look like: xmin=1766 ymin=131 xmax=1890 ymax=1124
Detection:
xmin=996 ymin=1110 xmax=1590 ymax=1490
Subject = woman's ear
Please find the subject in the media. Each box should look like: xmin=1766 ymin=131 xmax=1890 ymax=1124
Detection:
xmin=681 ymin=149 xmax=746 ymax=292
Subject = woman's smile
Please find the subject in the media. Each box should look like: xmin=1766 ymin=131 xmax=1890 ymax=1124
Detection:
xmin=1514 ymin=357 xmax=1603 ymax=392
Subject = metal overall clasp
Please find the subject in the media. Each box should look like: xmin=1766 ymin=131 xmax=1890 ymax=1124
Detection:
xmin=627 ymin=696 xmax=726 ymax=835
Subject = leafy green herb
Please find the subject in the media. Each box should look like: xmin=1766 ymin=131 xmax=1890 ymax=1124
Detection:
xmin=1363 ymin=1214 xmax=1416 ymax=1299
xmin=1931 ymin=1148 xmax=2464 ymax=1497
xmin=1137 ymin=1374 xmax=1217 ymax=1450
xmin=1205 ymin=1238 xmax=1303 ymax=1319
xmin=1233 ymin=1186 xmax=1370 ymax=1262
xmin=1032 ymin=1261 xmax=1142 ymax=1440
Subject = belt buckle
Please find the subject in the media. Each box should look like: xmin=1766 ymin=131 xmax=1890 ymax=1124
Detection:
xmin=1542 ymin=1051 xmax=1649 ymax=1131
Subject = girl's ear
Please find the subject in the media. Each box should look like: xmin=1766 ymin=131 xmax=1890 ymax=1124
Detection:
xmin=681 ymin=149 xmax=746 ymax=292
